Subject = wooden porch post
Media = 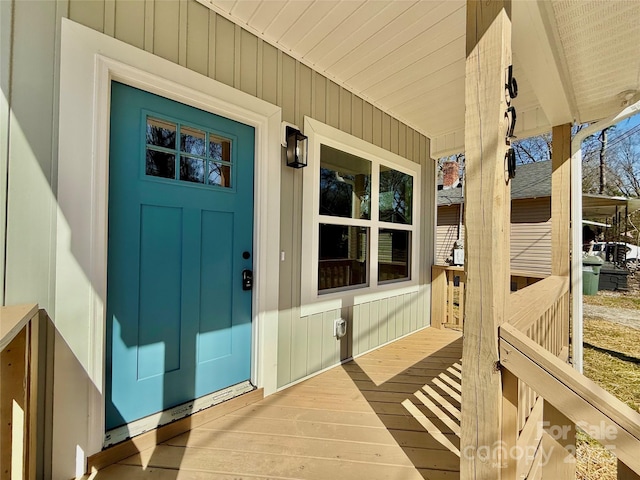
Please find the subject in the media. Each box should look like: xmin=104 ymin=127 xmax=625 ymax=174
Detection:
xmin=431 ymin=266 xmax=446 ymax=329
xmin=551 ymin=123 xmax=571 ymax=344
xmin=551 ymin=124 xmax=571 ymax=278
xmin=541 ymin=124 xmax=576 ymax=478
xmin=461 ymin=1 xmax=512 ymax=478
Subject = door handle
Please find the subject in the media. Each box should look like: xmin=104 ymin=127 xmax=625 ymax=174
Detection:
xmin=242 ymin=270 xmax=253 ymax=291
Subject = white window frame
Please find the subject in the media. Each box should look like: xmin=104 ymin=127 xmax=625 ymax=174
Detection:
xmin=301 ymin=117 xmax=421 ymax=317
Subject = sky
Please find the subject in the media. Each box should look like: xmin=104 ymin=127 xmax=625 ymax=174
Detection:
xmin=615 ymin=110 xmax=640 ymax=130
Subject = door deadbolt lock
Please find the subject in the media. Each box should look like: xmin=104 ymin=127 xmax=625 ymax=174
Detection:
xmin=242 ymin=270 xmax=253 ymax=291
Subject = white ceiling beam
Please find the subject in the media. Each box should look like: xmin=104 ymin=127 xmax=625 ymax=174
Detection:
xmin=512 ymin=0 xmax=573 ymax=127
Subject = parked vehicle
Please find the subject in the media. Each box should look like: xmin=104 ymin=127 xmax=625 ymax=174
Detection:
xmin=588 ymin=242 xmax=640 ymax=271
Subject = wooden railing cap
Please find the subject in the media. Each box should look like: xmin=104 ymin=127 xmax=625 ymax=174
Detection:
xmin=1 ymin=304 xmax=39 ymax=351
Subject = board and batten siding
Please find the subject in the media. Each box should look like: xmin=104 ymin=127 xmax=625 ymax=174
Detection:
xmin=38 ymin=0 xmax=434 ymax=386
xmin=436 ymin=198 xmax=551 ymax=275
xmin=281 ymin=290 xmax=431 ymax=387
xmin=2 ymin=0 xmax=61 ymax=311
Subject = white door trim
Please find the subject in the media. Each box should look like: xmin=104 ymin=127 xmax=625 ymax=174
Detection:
xmin=56 ymin=18 xmax=280 ymax=464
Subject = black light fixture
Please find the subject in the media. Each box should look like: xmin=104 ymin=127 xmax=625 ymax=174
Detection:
xmin=285 ymin=126 xmax=308 ymax=168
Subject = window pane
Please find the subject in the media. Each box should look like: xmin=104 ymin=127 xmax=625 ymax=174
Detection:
xmin=319 ymin=144 xmax=371 ymax=219
xmin=318 ymin=224 xmax=368 ymax=291
xmin=146 ymin=117 xmax=176 ymax=149
xmin=180 ymin=126 xmax=206 ymax=156
xmin=378 ymin=229 xmax=410 ymax=282
xmin=208 ymin=162 xmax=232 ymax=188
xmin=379 ymin=166 xmax=413 ymax=224
xmin=146 ymin=149 xmax=175 ymax=179
xmin=209 ymin=136 xmax=231 ymax=162
xmin=180 ymin=156 xmax=205 ymax=183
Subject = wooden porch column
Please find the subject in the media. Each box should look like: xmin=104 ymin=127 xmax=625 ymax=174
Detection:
xmin=542 ymin=124 xmax=576 ymax=478
xmin=551 ymin=124 xmax=571 ymax=278
xmin=461 ymin=1 xmax=512 ymax=478
xmin=551 ymin=123 xmax=572 ymax=350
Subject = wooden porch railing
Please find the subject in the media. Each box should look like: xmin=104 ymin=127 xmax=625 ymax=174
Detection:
xmin=433 ymin=263 xmax=640 ymax=477
xmin=499 ymin=278 xmax=640 ymax=479
xmin=508 ymin=275 xmax=569 ymax=358
xmin=1 ymin=304 xmax=43 ymax=480
xmin=431 ymin=266 xmax=465 ymax=329
xmin=431 ymin=265 xmax=547 ymax=329
xmin=318 ymin=259 xmax=368 ymax=290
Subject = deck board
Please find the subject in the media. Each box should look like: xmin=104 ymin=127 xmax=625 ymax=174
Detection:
xmin=121 ymin=445 xmax=428 ymax=479
xmin=164 ymin=430 xmax=419 ymax=466
xmin=86 ymin=326 xmax=462 ymax=480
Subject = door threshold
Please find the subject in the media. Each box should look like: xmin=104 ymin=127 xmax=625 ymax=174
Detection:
xmin=88 ymin=385 xmax=263 ymax=473
xmin=105 ymin=381 xmax=255 ymax=447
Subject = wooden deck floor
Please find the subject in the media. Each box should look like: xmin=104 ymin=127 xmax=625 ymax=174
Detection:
xmin=88 ymin=327 xmax=462 ymax=480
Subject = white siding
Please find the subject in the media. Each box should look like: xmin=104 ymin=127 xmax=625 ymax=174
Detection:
xmin=436 ymin=197 xmax=552 ymax=274
xmin=511 ymin=197 xmax=552 ymax=275
xmin=436 ymin=204 xmax=462 ymax=266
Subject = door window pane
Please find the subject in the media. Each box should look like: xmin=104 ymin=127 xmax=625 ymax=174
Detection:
xmin=318 ymin=224 xmax=368 ymax=291
xmin=146 ymin=150 xmax=175 ymax=179
xmin=146 ymin=117 xmax=176 ymax=149
xmin=208 ymin=162 xmax=232 ymax=188
xmin=378 ymin=229 xmax=410 ymax=282
xmin=210 ymin=136 xmax=231 ymax=162
xmin=180 ymin=126 xmax=206 ymax=156
xmin=379 ymin=166 xmax=413 ymax=224
xmin=320 ymin=145 xmax=371 ymax=219
xmin=180 ymin=156 xmax=205 ymax=183
xmin=144 ymin=116 xmax=235 ymax=189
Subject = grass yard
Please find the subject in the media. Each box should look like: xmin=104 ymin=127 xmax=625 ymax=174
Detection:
xmin=583 ymin=318 xmax=640 ymax=412
xmin=582 ymin=293 xmax=640 ymax=310
xmin=577 ymin=292 xmax=640 ymax=480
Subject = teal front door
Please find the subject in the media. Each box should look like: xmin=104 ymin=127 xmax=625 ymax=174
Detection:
xmin=106 ymin=82 xmax=255 ymax=431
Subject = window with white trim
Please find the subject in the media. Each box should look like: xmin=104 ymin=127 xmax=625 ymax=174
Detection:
xmin=301 ymin=118 xmax=420 ymax=309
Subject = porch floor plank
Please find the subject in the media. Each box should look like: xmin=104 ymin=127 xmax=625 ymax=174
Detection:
xmin=86 ymin=326 xmax=462 ymax=480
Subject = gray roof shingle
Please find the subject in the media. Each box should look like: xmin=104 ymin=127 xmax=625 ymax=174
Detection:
xmin=437 ymin=160 xmax=551 ymax=206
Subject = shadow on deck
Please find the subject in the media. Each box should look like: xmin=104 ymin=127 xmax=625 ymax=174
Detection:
xmin=88 ymin=327 xmax=462 ymax=480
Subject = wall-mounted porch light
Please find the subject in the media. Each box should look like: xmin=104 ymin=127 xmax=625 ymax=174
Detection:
xmin=282 ymin=123 xmax=308 ymax=168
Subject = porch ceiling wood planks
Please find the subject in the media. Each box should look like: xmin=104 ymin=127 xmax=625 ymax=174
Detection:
xmin=200 ymin=0 xmax=640 ymax=157
xmin=82 ymin=327 xmax=463 ymax=480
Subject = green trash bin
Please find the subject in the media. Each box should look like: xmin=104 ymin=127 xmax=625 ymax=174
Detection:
xmin=583 ymin=255 xmax=604 ymax=295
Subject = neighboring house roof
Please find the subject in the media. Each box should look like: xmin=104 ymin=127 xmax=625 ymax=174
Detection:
xmin=438 ymin=162 xmax=640 ymax=218
xmin=438 ymin=161 xmax=552 ymax=206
